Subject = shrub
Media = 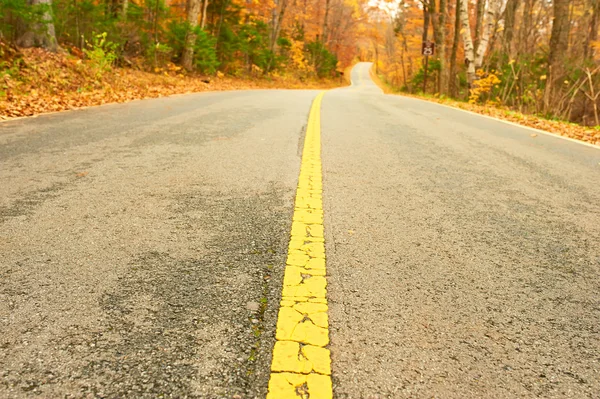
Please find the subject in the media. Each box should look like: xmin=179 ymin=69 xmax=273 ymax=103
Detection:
xmin=83 ymin=32 xmax=118 ymax=78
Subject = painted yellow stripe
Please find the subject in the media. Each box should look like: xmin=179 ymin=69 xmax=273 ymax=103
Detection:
xmin=267 ymin=92 xmax=332 ymax=399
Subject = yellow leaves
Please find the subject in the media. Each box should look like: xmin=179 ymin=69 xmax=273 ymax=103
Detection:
xmin=540 ymin=75 xmax=547 ymax=81
xmin=290 ymin=39 xmax=308 ymax=71
xmin=469 ymin=72 xmax=502 ymax=104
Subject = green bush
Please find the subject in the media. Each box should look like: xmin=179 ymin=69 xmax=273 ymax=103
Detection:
xmin=238 ymin=21 xmax=274 ymax=73
xmin=167 ymin=20 xmax=219 ymax=74
xmin=305 ymin=39 xmax=337 ymax=78
xmin=83 ymin=32 xmax=118 ymax=78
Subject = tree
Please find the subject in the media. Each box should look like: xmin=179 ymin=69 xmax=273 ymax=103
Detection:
xmin=182 ymin=0 xmax=202 ymax=71
xmin=449 ymin=0 xmax=461 ymax=95
xmin=474 ymin=0 xmax=500 ymax=69
xmin=431 ymin=0 xmax=447 ymax=94
xmin=546 ymin=0 xmax=570 ymax=109
xmin=502 ymin=0 xmax=520 ymax=59
xmin=459 ymin=0 xmax=476 ymax=85
xmin=17 ymin=0 xmax=60 ymax=52
xmin=584 ymin=0 xmax=599 ymax=61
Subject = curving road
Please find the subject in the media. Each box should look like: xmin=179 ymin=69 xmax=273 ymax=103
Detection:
xmin=1 ymin=62 xmax=599 ymax=398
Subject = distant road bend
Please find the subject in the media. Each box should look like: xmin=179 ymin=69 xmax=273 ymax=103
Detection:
xmin=1 ymin=62 xmax=599 ymax=399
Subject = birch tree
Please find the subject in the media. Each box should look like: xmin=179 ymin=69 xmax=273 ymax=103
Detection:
xmin=459 ymin=0 xmax=501 ymax=85
xmin=459 ymin=0 xmax=476 ymax=85
xmin=474 ymin=0 xmax=501 ymax=69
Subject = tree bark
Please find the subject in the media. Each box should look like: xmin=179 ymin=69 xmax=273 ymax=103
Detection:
xmin=201 ymin=0 xmax=209 ymax=29
xmin=546 ymin=0 xmax=570 ymax=110
xmin=474 ymin=0 xmax=485 ymax=51
xmin=502 ymin=0 xmax=520 ymax=58
xmin=432 ymin=0 xmax=447 ymax=94
xmin=17 ymin=0 xmax=60 ymax=52
xmin=474 ymin=0 xmax=500 ymax=69
xmin=270 ymin=0 xmax=288 ymax=52
xmin=422 ymin=0 xmax=431 ymax=92
xmin=449 ymin=0 xmax=461 ymax=95
xmin=182 ymin=0 xmax=202 ymax=71
xmin=459 ymin=0 xmax=476 ymax=85
xmin=323 ymin=0 xmax=330 ymax=44
xmin=584 ymin=0 xmax=599 ymax=60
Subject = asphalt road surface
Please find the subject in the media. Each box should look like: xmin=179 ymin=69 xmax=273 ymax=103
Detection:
xmin=1 ymin=62 xmax=599 ymax=398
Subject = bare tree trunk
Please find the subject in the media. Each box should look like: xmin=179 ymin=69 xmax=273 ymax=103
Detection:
xmin=584 ymin=0 xmax=599 ymax=60
xmin=432 ymin=0 xmax=447 ymax=94
xmin=502 ymin=0 xmax=520 ymax=58
xmin=449 ymin=0 xmax=461 ymax=95
xmin=201 ymin=0 xmax=209 ymax=29
xmin=459 ymin=0 xmax=476 ymax=85
xmin=422 ymin=1 xmax=430 ymax=45
xmin=17 ymin=0 xmax=60 ymax=52
xmin=182 ymin=0 xmax=202 ymax=71
xmin=270 ymin=0 xmax=288 ymax=52
xmin=474 ymin=0 xmax=500 ymax=69
xmin=546 ymin=0 xmax=570 ymax=110
xmin=323 ymin=0 xmax=330 ymax=44
xmin=474 ymin=0 xmax=485 ymax=51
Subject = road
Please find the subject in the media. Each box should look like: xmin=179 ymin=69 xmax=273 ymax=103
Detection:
xmin=1 ymin=62 xmax=599 ymax=398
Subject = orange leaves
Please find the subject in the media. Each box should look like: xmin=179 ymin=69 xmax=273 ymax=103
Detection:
xmin=0 ymin=47 xmax=343 ymax=120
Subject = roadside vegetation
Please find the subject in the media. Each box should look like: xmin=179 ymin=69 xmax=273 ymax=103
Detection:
xmin=0 ymin=0 xmax=367 ymax=118
xmin=367 ymin=0 xmax=600 ymax=146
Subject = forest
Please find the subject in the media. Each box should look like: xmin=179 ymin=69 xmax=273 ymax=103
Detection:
xmin=1 ymin=0 xmax=599 ymax=134
xmin=371 ymin=0 xmax=600 ymax=128
xmin=0 ymin=0 xmax=366 ymax=78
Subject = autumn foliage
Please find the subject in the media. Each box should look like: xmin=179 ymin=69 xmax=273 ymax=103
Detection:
xmin=369 ymin=0 xmax=600 ymax=133
xmin=0 ymin=0 xmax=368 ymax=118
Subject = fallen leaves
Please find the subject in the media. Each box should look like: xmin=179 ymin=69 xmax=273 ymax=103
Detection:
xmin=406 ymin=94 xmax=600 ymax=147
xmin=0 ymin=46 xmax=344 ymax=120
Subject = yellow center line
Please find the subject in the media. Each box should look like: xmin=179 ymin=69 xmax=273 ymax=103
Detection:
xmin=266 ymin=91 xmax=332 ymax=399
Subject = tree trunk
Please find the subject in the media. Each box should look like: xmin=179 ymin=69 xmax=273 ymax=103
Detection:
xmin=17 ymin=0 xmax=60 ymax=52
xmin=459 ymin=0 xmax=476 ymax=85
xmin=584 ymin=0 xmax=599 ymax=60
xmin=474 ymin=0 xmax=485 ymax=51
xmin=323 ymin=0 xmax=330 ymax=44
xmin=433 ymin=0 xmax=447 ymax=94
xmin=266 ymin=0 xmax=288 ymax=72
xmin=449 ymin=0 xmax=461 ymax=95
xmin=201 ymin=0 xmax=209 ymax=29
xmin=182 ymin=0 xmax=202 ymax=71
xmin=422 ymin=0 xmax=431 ymax=93
xmin=474 ymin=0 xmax=500 ymax=69
xmin=546 ymin=0 xmax=570 ymax=109
xmin=422 ymin=1 xmax=430 ymax=45
xmin=270 ymin=0 xmax=288 ymax=52
xmin=502 ymin=0 xmax=520 ymax=58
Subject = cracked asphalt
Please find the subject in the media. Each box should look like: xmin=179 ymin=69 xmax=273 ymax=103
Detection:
xmin=1 ymin=63 xmax=600 ymax=398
